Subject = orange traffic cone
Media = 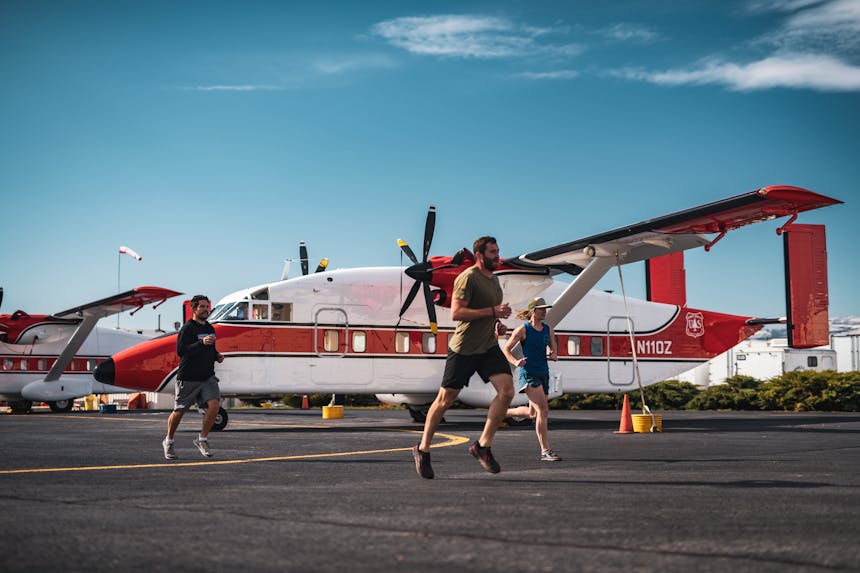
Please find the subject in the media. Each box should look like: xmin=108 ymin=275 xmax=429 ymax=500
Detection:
xmin=301 ymin=395 xmax=309 ymax=410
xmin=614 ymin=394 xmax=634 ymax=434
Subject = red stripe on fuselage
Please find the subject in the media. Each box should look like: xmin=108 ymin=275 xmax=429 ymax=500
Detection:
xmin=109 ymin=307 xmax=757 ymax=392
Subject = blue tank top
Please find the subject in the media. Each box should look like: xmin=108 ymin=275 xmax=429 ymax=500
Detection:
xmin=521 ymin=321 xmax=550 ymax=376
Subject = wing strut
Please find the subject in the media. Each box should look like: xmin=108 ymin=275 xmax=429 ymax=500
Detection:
xmin=545 ymin=256 xmax=615 ymax=329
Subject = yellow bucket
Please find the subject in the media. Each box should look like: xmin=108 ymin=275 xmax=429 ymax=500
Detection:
xmin=631 ymin=414 xmax=662 ymax=433
xmin=322 ymin=405 xmax=344 ymax=419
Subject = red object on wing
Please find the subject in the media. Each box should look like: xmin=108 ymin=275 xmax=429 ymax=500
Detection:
xmin=784 ymin=224 xmax=830 ymax=349
xmin=646 ymin=252 xmax=686 ymax=307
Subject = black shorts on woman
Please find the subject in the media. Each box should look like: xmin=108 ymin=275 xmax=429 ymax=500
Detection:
xmin=440 ymin=346 xmax=511 ymax=389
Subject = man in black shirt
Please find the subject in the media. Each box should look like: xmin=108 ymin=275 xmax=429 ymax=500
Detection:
xmin=162 ymin=294 xmax=224 ymax=459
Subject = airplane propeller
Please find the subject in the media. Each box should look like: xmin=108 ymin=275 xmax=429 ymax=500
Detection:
xmin=397 ymin=206 xmax=464 ymax=334
xmin=295 ymin=241 xmax=329 ymax=277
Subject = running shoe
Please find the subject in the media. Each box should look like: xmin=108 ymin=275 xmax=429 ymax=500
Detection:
xmin=163 ymin=439 xmax=177 ymax=460
xmin=469 ymin=441 xmax=501 ymax=473
xmin=193 ymin=437 xmax=213 ymax=457
xmin=412 ymin=445 xmax=434 ymax=479
xmin=540 ymin=449 xmax=561 ymax=462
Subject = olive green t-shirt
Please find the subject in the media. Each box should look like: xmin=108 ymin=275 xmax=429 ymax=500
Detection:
xmin=448 ymin=266 xmax=503 ymax=355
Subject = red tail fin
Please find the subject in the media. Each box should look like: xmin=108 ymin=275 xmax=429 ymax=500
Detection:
xmin=784 ymin=224 xmax=829 ymax=348
xmin=645 ymin=252 xmax=686 ymax=307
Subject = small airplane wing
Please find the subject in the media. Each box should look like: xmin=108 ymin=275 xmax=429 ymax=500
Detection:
xmin=511 ymin=186 xmax=842 ymax=327
xmin=42 ymin=286 xmax=182 ymax=383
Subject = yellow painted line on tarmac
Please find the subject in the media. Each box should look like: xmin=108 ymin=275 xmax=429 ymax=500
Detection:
xmin=43 ymin=414 xmax=331 ymax=429
xmin=0 ymin=430 xmax=469 ymax=475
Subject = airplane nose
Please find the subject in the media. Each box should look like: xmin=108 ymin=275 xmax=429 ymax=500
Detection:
xmin=93 ymin=358 xmax=115 ymax=384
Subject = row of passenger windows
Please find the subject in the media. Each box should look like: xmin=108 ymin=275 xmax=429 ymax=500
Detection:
xmin=319 ymin=332 xmax=601 ymax=356
xmin=1 ymin=357 xmax=100 ymax=371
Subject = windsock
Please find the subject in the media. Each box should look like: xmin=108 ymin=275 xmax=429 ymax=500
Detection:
xmin=119 ymin=246 xmax=142 ymax=261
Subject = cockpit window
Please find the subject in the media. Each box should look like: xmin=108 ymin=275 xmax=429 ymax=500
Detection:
xmin=208 ymin=304 xmax=227 ymax=321
xmin=226 ymin=302 xmax=249 ymax=320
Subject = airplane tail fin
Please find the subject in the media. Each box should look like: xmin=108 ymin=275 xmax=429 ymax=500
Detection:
xmin=645 ymin=252 xmax=686 ymax=307
xmin=784 ymin=224 xmax=830 ymax=349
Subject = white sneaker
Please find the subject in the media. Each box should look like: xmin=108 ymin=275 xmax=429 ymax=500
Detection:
xmin=193 ymin=437 xmax=212 ymax=457
xmin=540 ymin=449 xmax=561 ymax=462
xmin=163 ymin=440 xmax=177 ymax=460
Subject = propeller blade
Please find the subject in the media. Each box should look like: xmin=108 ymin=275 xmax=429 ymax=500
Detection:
xmin=399 ymin=280 xmax=422 ymax=318
xmin=423 ymin=282 xmax=438 ymax=334
xmin=422 ymin=205 xmax=436 ymax=263
xmin=315 ymin=258 xmax=329 ymax=273
xmin=299 ymin=241 xmax=309 ymax=276
xmin=397 ymin=239 xmax=418 ymax=264
xmin=0 ymin=286 xmax=3 ymax=309
xmin=451 ymin=248 xmax=465 ymax=267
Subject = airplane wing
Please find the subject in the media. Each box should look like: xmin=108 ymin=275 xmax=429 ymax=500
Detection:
xmin=22 ymin=286 xmax=182 ymax=400
xmin=511 ymin=186 xmax=842 ymax=327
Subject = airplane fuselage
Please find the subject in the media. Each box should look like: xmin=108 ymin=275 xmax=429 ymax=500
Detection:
xmin=99 ymin=267 xmax=759 ymax=407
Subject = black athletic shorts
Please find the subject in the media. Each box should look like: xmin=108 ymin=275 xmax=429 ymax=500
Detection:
xmin=441 ymin=345 xmax=511 ymax=390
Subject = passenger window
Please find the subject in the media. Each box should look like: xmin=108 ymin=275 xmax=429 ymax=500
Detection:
xmin=2 ymin=358 xmax=11 ymax=370
xmin=252 ymin=304 xmax=269 ymax=320
xmin=323 ymin=330 xmax=339 ymax=352
xmin=395 ymin=332 xmax=410 ymax=353
xmin=20 ymin=359 xmax=28 ymax=371
xmin=87 ymin=359 xmax=97 ymax=371
xmin=272 ymin=303 xmax=292 ymax=322
xmin=567 ymin=336 xmax=581 ymax=356
xmin=38 ymin=358 xmax=47 ymax=370
xmin=590 ymin=337 xmax=604 ymax=356
xmin=422 ymin=333 xmax=436 ymax=354
xmin=352 ymin=331 xmax=366 ymax=353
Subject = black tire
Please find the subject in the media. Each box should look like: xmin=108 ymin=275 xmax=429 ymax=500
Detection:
xmin=49 ymin=399 xmax=74 ymax=413
xmin=9 ymin=400 xmax=33 ymax=414
xmin=212 ymin=407 xmax=228 ymax=431
xmin=406 ymin=404 xmax=444 ymax=424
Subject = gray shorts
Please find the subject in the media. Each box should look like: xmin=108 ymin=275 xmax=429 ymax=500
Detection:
xmin=174 ymin=376 xmax=220 ymax=411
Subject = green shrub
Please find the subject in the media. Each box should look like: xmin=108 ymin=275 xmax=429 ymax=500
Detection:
xmin=758 ymin=370 xmax=860 ymax=412
xmin=686 ymin=375 xmax=762 ymax=410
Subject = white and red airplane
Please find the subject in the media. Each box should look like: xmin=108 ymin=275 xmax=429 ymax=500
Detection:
xmin=94 ymin=186 xmax=840 ymax=428
xmin=0 ymin=286 xmax=182 ymax=413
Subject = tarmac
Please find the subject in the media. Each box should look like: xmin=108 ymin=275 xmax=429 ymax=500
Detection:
xmin=0 ymin=408 xmax=858 ymax=573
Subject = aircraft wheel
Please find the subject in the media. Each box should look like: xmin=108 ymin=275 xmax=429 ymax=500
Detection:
xmin=212 ymin=407 xmax=229 ymax=431
xmin=406 ymin=404 xmax=427 ymax=423
xmin=406 ymin=404 xmax=444 ymax=424
xmin=49 ymin=399 xmax=74 ymax=413
xmin=9 ymin=400 xmax=33 ymax=414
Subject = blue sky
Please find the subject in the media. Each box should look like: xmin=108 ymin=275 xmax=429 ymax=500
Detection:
xmin=2 ymin=0 xmax=858 ymax=332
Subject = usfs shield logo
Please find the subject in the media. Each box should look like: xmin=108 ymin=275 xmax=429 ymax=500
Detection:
xmin=685 ymin=312 xmax=705 ymax=338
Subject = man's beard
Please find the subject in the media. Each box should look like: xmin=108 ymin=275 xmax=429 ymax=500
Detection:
xmin=483 ymin=256 xmax=500 ymax=271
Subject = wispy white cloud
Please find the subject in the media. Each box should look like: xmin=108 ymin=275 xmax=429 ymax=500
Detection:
xmin=371 ymin=14 xmax=583 ymax=59
xmin=752 ymin=0 xmax=860 ymax=54
xmin=596 ymin=23 xmax=660 ymax=43
xmin=189 ymin=85 xmax=283 ymax=92
xmin=616 ymin=53 xmax=860 ymax=91
xmin=614 ymin=1 xmax=860 ymax=91
xmin=311 ymin=53 xmax=398 ymax=75
xmin=516 ymin=70 xmax=579 ymax=80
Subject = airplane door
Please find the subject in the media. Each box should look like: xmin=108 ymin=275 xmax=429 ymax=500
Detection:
xmin=311 ymin=307 xmax=371 ymax=386
xmin=607 ymin=316 xmax=634 ymax=386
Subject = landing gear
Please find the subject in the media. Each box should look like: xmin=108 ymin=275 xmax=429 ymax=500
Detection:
xmin=197 ymin=406 xmax=229 ymax=431
xmin=49 ymin=399 xmax=74 ymax=413
xmin=212 ymin=407 xmax=229 ymax=431
xmin=406 ymin=404 xmax=444 ymax=424
xmin=9 ymin=400 xmax=33 ymax=414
